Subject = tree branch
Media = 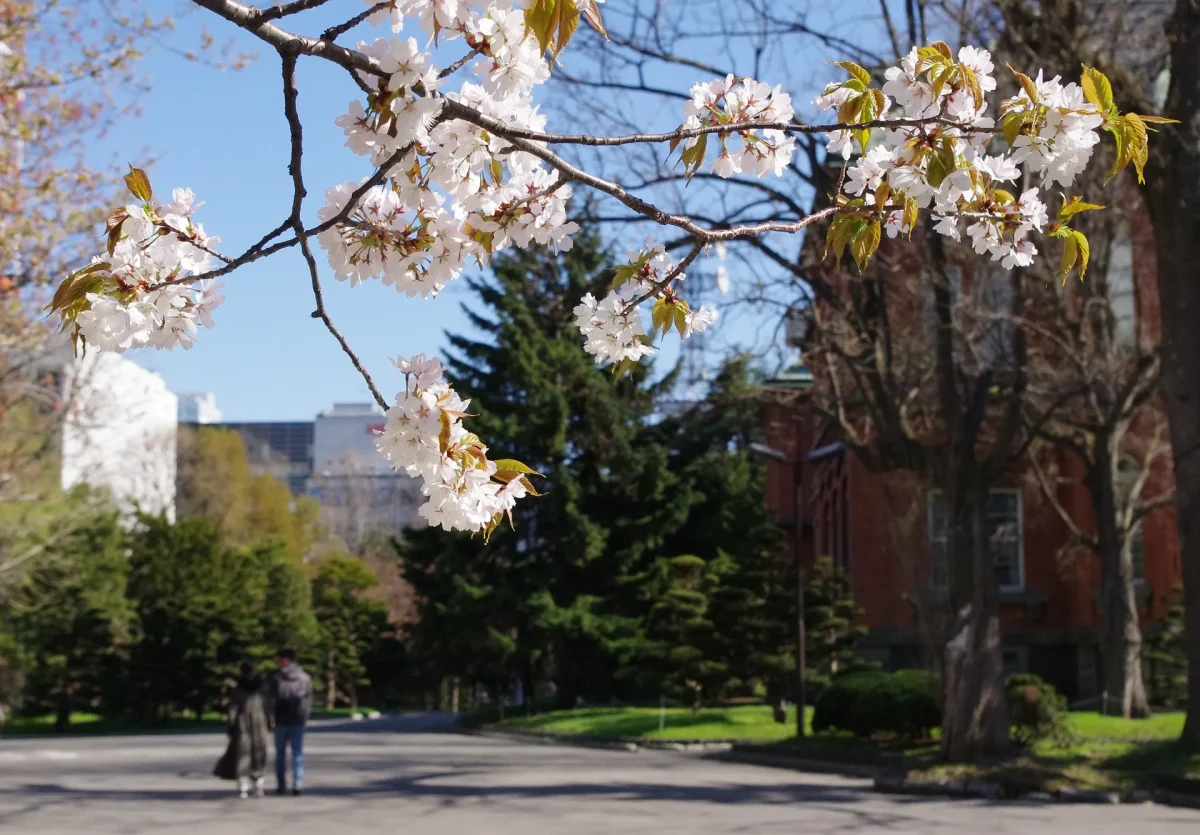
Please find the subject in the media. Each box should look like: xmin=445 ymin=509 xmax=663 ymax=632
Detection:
xmin=278 ymin=50 xmax=388 ymax=412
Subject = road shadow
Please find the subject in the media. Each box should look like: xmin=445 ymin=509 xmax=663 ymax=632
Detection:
xmin=305 ymin=712 xmax=459 ymax=735
xmin=0 ymin=771 xmax=948 ymax=809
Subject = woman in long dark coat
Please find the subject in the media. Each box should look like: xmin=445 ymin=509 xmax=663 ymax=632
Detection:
xmin=219 ymin=661 xmax=273 ymax=799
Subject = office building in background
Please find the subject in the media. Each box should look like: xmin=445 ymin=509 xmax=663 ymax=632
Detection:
xmin=177 ymin=392 xmax=223 ymax=424
xmin=180 ymin=401 xmax=422 ymax=544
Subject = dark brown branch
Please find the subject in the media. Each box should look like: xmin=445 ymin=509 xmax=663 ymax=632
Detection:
xmin=628 ymin=243 xmax=705 ymax=308
xmin=259 ymin=0 xmax=333 ymax=21
xmin=279 ymin=49 xmax=388 ymax=412
xmin=322 ymin=2 xmax=390 ymax=41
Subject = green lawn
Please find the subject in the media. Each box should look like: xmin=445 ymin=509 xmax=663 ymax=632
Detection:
xmin=1067 ymin=711 xmax=1185 ymax=740
xmin=490 ymin=705 xmax=1200 ymax=791
xmin=495 ymin=706 xmax=1187 ymax=745
xmin=3 ymin=707 xmax=379 ymax=736
xmin=498 ymin=705 xmax=812 ymax=742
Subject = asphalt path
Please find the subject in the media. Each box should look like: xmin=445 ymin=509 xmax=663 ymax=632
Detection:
xmin=1 ymin=714 xmax=1197 ymax=833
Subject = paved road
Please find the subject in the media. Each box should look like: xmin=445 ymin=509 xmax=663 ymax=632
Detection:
xmin=1 ymin=715 xmax=1198 ymax=834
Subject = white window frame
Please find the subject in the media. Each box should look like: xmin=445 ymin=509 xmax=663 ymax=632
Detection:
xmin=928 ymin=488 xmax=1025 ymax=592
xmin=1107 ymin=218 xmax=1136 ymax=349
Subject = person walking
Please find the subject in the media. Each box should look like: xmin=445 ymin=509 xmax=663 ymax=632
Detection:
xmin=271 ymin=648 xmax=312 ymax=796
xmin=221 ymin=661 xmax=272 ymax=799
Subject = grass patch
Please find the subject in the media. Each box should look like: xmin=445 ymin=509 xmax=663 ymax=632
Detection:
xmin=497 ymin=704 xmax=811 ymax=743
xmin=489 ymin=705 xmax=1200 ymax=793
xmin=3 ymin=707 xmax=378 ymax=736
xmin=4 ymin=712 xmax=225 ymax=736
xmin=1067 ymin=711 xmax=1184 ymax=740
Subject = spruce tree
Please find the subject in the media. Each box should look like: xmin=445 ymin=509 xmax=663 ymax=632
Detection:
xmin=658 ymin=358 xmax=794 ymax=703
xmin=804 ymin=556 xmax=870 ymax=699
xmin=400 ymin=226 xmax=679 ymax=709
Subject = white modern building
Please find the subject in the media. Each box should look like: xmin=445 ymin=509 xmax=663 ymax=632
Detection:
xmin=44 ymin=344 xmax=178 ymax=519
xmin=313 ymin=402 xmax=392 ymax=474
xmin=177 ymin=392 xmax=222 ymax=424
xmin=310 ymin=402 xmax=424 ymax=545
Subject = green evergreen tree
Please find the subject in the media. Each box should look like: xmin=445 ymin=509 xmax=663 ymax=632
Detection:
xmin=258 ymin=541 xmax=319 ymax=654
xmin=1147 ymin=585 xmax=1187 ymax=708
xmin=311 ymin=553 xmax=388 ymax=709
xmin=658 ymin=357 xmax=794 ymax=704
xmin=124 ymin=516 xmax=271 ymax=722
xmin=620 ymin=554 xmax=727 ymax=707
xmin=400 ymin=226 xmax=677 ymax=709
xmin=7 ymin=507 xmax=130 ymax=730
xmin=804 ymin=556 xmax=870 ymax=699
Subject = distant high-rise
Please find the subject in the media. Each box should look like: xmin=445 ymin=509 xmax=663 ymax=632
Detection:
xmin=179 ymin=401 xmax=423 ymax=544
xmin=311 ymin=403 xmax=424 ymax=545
xmin=177 ymin=392 xmax=222 ymax=424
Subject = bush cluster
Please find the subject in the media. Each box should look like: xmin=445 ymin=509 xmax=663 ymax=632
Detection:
xmin=1005 ymin=673 xmax=1076 ymax=747
xmin=812 ymin=669 xmax=940 ymax=739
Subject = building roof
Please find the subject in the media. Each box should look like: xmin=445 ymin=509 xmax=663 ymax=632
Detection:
xmin=762 ymin=361 xmax=813 ymax=391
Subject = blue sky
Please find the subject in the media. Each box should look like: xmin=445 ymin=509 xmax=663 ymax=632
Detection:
xmin=103 ymin=14 xmax=475 ymax=420
xmin=97 ymin=2 xmax=889 ymax=421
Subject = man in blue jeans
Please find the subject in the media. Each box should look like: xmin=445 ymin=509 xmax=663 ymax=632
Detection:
xmin=270 ymin=648 xmax=312 ymax=796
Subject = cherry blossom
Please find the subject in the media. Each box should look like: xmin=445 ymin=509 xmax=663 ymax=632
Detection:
xmin=58 ymin=184 xmax=223 ymax=353
xmin=49 ymin=3 xmax=1162 ymax=534
xmin=682 ymin=75 xmax=796 ymax=179
xmin=573 ymin=286 xmax=657 ymax=366
xmin=376 ymin=354 xmax=537 ymax=533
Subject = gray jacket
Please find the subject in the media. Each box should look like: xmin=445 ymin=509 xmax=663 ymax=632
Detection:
xmin=272 ymin=663 xmax=313 ymax=727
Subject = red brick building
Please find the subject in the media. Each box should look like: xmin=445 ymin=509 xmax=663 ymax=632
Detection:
xmin=760 ymin=196 xmax=1181 ymax=703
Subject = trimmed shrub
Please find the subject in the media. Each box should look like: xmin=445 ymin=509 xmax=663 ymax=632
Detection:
xmin=813 ymin=669 xmax=940 ymax=739
xmin=1005 ymin=673 xmax=1075 ymax=747
xmin=812 ymin=671 xmax=887 ymax=734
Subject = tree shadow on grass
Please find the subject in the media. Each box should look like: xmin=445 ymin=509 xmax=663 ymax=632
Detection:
xmin=1101 ymin=740 xmax=1200 ymax=790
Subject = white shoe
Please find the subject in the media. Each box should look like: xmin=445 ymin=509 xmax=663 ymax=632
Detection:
xmin=253 ymin=778 xmax=265 ymax=798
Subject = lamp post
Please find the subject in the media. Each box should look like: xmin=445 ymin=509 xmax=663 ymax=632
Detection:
xmin=750 ymin=441 xmax=806 ymax=738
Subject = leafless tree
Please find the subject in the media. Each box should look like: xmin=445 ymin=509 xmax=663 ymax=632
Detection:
xmin=549 ymin=0 xmax=1190 ymax=752
xmin=312 ymin=449 xmax=425 ymax=553
xmin=1018 ymin=181 xmax=1172 ymax=718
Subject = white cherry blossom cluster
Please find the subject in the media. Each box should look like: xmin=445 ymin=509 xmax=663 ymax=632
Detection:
xmin=573 ymin=280 xmax=657 ymax=366
xmin=376 ymin=354 xmax=531 ymax=532
xmin=573 ymin=245 xmax=718 ymax=366
xmin=323 ymin=0 xmax=579 ymax=299
xmin=682 ymin=74 xmax=797 ymax=178
xmin=1001 ymin=71 xmax=1105 ymax=187
xmin=69 ymin=186 xmax=225 ymax=352
xmin=815 ymin=45 xmax=1099 ymax=270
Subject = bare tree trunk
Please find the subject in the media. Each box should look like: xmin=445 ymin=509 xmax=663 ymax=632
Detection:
xmin=55 ymin=687 xmax=71 ymax=734
xmin=325 ymin=650 xmax=337 ymax=711
xmin=1145 ymin=0 xmax=1200 ymax=748
xmin=940 ymin=486 xmax=1011 ymax=761
xmin=1094 ymin=437 xmax=1151 ymax=717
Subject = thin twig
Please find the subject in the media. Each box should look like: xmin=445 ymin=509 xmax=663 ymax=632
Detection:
xmin=321 ymin=1 xmax=391 ymax=42
xmin=259 ymin=0 xmax=333 ymax=22
xmin=152 ymin=141 xmax=417 ymax=289
xmin=629 ymin=242 xmax=705 ymax=308
xmin=440 ymin=46 xmax=484 ymax=79
xmin=279 ymin=50 xmax=388 ymax=412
